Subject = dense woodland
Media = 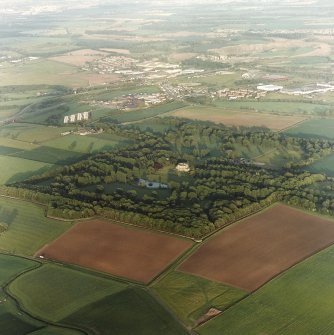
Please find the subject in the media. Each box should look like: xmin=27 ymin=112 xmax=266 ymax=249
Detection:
xmin=7 ymin=118 xmax=334 ymax=238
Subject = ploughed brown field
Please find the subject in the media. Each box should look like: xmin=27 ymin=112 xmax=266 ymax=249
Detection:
xmin=37 ymin=220 xmax=192 ymax=283
xmin=179 ymin=204 xmax=334 ymax=291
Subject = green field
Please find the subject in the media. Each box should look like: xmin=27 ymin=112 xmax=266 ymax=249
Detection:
xmin=0 ymin=60 xmax=89 ymax=87
xmin=0 ymin=254 xmax=38 ymax=286
xmin=109 ymin=101 xmax=187 ymax=123
xmin=10 ymin=264 xmax=189 ymax=335
xmin=44 ymin=133 xmax=129 ymax=154
xmin=306 ymin=154 xmax=334 ymax=177
xmin=285 ymin=118 xmax=334 ymax=139
xmin=0 ymin=123 xmax=73 ymax=143
xmin=0 ymin=155 xmax=54 ymax=184
xmin=0 ymin=197 xmax=72 ymax=255
xmin=63 ymin=287 xmax=189 ymax=335
xmin=12 ymin=146 xmax=85 ymax=165
xmin=214 ymin=100 xmax=330 ymax=116
xmin=0 ymin=137 xmax=39 ymax=151
xmin=152 ymin=271 xmax=246 ymax=326
xmin=197 ymin=244 xmax=334 ymax=335
xmin=9 ymin=264 xmax=127 ymax=322
xmin=0 ymin=254 xmax=44 ymax=335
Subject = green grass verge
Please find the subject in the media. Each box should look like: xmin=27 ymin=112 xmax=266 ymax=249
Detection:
xmin=152 ymin=271 xmax=246 ymax=326
xmin=197 ymin=244 xmax=334 ymax=335
xmin=0 ymin=197 xmax=72 ymax=255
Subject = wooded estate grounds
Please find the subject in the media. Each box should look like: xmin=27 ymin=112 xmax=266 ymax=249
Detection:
xmin=37 ymin=220 xmax=192 ymax=283
xmin=179 ymin=204 xmax=334 ymax=291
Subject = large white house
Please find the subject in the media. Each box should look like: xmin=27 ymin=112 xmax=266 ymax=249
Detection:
xmin=176 ymin=163 xmax=190 ymax=172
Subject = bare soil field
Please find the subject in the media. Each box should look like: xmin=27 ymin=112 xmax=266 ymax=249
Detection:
xmin=36 ymin=220 xmax=192 ymax=283
xmin=170 ymin=108 xmax=307 ymax=131
xmin=179 ymin=204 xmax=334 ymax=291
xmin=49 ymin=49 xmax=109 ymax=66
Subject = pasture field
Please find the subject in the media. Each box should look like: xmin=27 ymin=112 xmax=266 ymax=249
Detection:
xmin=284 ymin=118 xmax=334 ymax=139
xmin=12 ymin=146 xmax=85 ymax=165
xmin=167 ymin=106 xmax=307 ymax=131
xmin=0 ymin=254 xmax=38 ymax=286
xmin=198 ymin=244 xmax=334 ymax=335
xmin=0 ymin=59 xmax=119 ymax=88
xmin=37 ymin=220 xmax=193 ymax=283
xmin=179 ymin=204 xmax=334 ymax=291
xmin=214 ymin=100 xmax=330 ymax=116
xmin=0 ymin=197 xmax=72 ymax=256
xmin=9 ymin=264 xmax=127 ymax=322
xmin=0 ymin=301 xmax=43 ymax=335
xmin=0 ymin=138 xmax=39 ymax=151
xmin=0 ymin=123 xmax=73 ymax=144
xmin=9 ymin=263 xmax=188 ymax=335
xmin=306 ymin=153 xmax=334 ymax=177
xmin=113 ymin=101 xmax=187 ymax=123
xmin=43 ymin=133 xmax=129 ymax=154
xmin=62 ymin=286 xmax=189 ymax=335
xmin=0 ymin=254 xmax=44 ymax=335
xmin=152 ymin=271 xmax=246 ymax=326
xmin=0 ymin=155 xmax=53 ymax=184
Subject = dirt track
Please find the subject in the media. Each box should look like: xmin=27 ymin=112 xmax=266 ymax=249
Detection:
xmin=179 ymin=204 xmax=334 ymax=291
xmin=37 ymin=220 xmax=192 ymax=283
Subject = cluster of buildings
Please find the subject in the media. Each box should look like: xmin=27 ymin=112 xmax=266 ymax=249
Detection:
xmin=64 ymin=112 xmax=90 ymax=124
xmin=85 ymin=55 xmax=205 ymax=81
xmin=281 ymin=83 xmax=334 ymax=96
xmin=216 ymin=88 xmax=266 ymax=100
xmin=160 ymin=83 xmax=209 ymax=100
xmin=89 ymin=93 xmax=168 ymax=111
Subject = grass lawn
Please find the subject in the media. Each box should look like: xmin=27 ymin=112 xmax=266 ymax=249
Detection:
xmin=152 ymin=271 xmax=246 ymax=326
xmin=0 ymin=197 xmax=72 ymax=255
xmin=197 ymin=244 xmax=334 ymax=335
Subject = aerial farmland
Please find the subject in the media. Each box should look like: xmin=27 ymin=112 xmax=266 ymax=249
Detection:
xmin=2 ymin=0 xmax=334 ymax=334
